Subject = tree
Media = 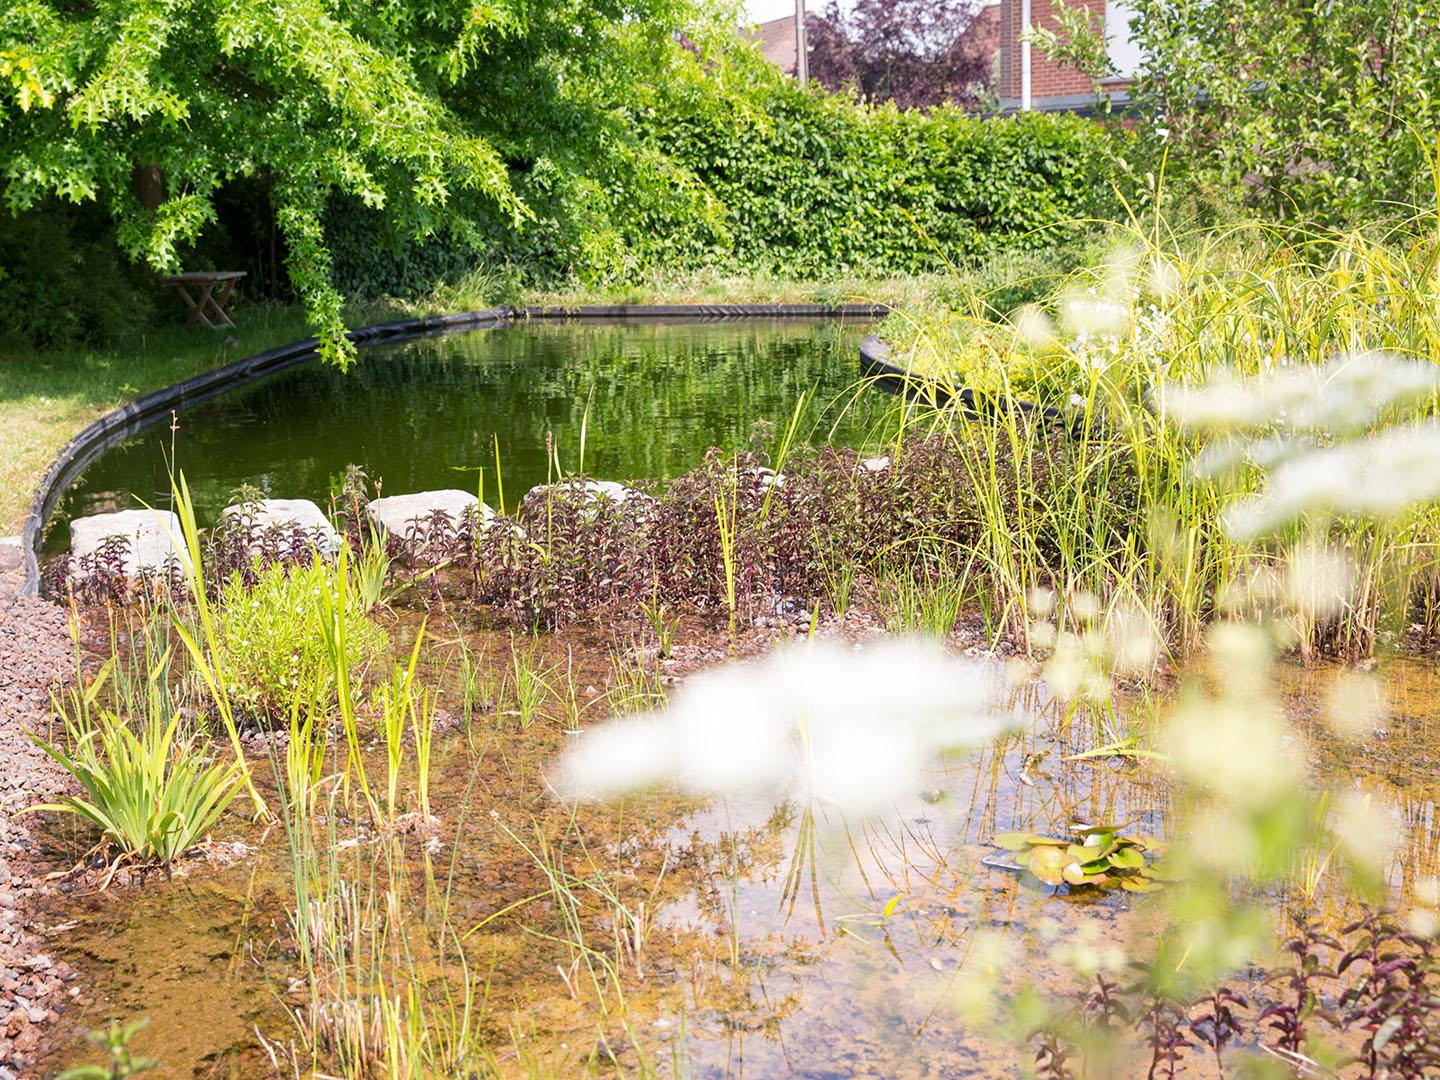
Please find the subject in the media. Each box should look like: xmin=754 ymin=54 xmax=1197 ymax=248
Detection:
xmin=0 ymin=0 xmax=739 ymax=363
xmin=805 ymin=0 xmax=997 ymax=111
xmin=1035 ymin=0 xmax=1440 ymax=223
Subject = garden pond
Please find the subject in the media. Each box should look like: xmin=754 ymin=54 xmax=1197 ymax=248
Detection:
xmin=48 ymin=316 xmax=890 ymax=544
xmin=29 ymin=624 xmax=1440 ymax=1078
xmin=27 ymin=317 xmax=1440 ymax=1078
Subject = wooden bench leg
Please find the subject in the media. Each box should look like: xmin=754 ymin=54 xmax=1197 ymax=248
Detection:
xmin=175 ymin=282 xmax=220 ymax=330
xmin=206 ymin=278 xmax=238 ymax=329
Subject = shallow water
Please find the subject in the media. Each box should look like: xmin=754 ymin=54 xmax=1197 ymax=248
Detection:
xmin=33 ymin=621 xmax=1175 ymax=1079
xmin=37 ymin=641 xmax=1440 ymax=1078
xmin=49 ymin=317 xmax=885 ymax=546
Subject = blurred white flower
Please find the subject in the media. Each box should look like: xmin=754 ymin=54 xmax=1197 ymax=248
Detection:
xmin=1161 ymin=351 xmax=1440 ymax=434
xmin=1282 ymin=541 xmax=1353 ymax=625
xmin=1330 ymin=790 xmax=1400 ymax=876
xmin=1061 ymin=294 xmax=1130 ymax=339
xmin=553 ymin=640 xmax=1014 ymax=814
xmin=1147 ymin=256 xmax=1182 ymax=300
xmin=1223 ymin=421 xmax=1440 ymax=538
xmin=1014 ymin=305 xmax=1057 ymax=350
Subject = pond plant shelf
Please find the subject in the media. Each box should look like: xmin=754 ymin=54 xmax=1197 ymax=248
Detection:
xmin=21 ymin=303 xmax=890 ymax=597
xmin=859 ymin=335 xmax=1078 ymax=436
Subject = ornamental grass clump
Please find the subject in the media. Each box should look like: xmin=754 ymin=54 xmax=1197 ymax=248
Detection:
xmin=212 ymin=555 xmax=389 ymax=723
xmin=881 ymin=220 xmax=1440 ymax=660
xmin=27 ymin=656 xmax=241 ymax=876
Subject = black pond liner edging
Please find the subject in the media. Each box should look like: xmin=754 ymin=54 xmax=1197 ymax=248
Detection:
xmin=860 ymin=335 xmax=1080 ymax=436
xmin=20 ymin=302 xmax=890 ymax=597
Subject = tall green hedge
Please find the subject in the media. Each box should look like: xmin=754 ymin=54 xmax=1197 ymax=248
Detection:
xmin=328 ymin=73 xmax=1124 ymax=294
xmin=622 ymin=82 xmax=1122 ymax=278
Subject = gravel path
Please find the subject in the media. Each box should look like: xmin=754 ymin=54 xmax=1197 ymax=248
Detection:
xmin=0 ymin=593 xmax=78 ymax=1078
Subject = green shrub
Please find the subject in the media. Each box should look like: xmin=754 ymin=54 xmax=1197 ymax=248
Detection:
xmin=328 ymin=60 xmax=1125 ymax=292
xmin=0 ymin=204 xmax=157 ymax=348
xmin=213 ymin=557 xmax=389 ymax=722
xmin=627 ymin=81 xmax=1123 ymax=279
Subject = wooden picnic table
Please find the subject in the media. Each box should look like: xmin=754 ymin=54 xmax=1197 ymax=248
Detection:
xmin=161 ymin=271 xmax=246 ymax=329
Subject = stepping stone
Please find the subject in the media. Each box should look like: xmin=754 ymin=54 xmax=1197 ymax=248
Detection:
xmin=69 ymin=509 xmax=188 ymax=576
xmin=366 ymin=490 xmax=494 ymax=540
xmin=522 ymin=479 xmax=650 ymax=513
xmin=219 ymin=499 xmax=340 ymax=554
xmin=861 ymin=456 xmax=891 ymax=472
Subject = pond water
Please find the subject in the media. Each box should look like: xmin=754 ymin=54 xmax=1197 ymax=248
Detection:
xmin=33 ymin=316 xmax=1440 ymax=1076
xmin=49 ymin=317 xmax=887 ymax=546
xmin=37 ymin=616 xmax=1440 ymax=1078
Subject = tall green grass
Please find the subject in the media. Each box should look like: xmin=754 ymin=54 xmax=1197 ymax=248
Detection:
xmin=881 ymin=219 xmax=1440 ymax=660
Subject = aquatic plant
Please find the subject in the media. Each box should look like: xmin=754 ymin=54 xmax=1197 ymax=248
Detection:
xmin=606 ymin=647 xmax=667 ymax=716
xmin=210 ymin=554 xmax=389 ymax=723
xmin=506 ymin=634 xmax=554 ymax=730
xmin=883 ymin=224 xmax=1440 ymax=659
xmin=638 ymin=595 xmax=680 ymax=658
xmin=993 ymin=826 xmax=1166 ymax=893
xmin=876 ymin=563 xmax=967 ymax=640
xmin=28 ymin=656 xmax=242 ymax=876
xmin=56 ymin=1018 xmax=158 ymax=1079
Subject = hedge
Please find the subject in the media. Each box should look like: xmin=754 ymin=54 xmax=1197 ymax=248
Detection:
xmin=327 ymin=76 xmax=1123 ymax=296
xmin=622 ymin=82 xmax=1123 ymax=278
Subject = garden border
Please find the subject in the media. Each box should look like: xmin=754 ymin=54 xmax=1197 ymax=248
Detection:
xmin=20 ymin=303 xmax=890 ymax=596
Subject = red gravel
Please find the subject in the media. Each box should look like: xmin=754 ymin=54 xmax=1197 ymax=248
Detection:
xmin=0 ymin=595 xmax=78 ymax=1079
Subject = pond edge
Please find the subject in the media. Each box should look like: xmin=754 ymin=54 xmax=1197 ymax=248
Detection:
xmin=21 ymin=303 xmax=890 ymax=596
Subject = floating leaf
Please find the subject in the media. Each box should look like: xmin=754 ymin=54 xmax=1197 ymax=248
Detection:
xmin=1109 ymin=847 xmax=1145 ymax=870
xmin=1121 ymin=877 xmax=1161 ymax=893
xmin=993 ymin=832 xmax=1065 ymax=851
xmin=1029 ymin=846 xmax=1068 ymax=885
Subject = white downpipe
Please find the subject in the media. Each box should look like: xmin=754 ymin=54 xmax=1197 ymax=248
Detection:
xmin=1020 ymin=0 xmax=1032 ymax=111
xmin=795 ymin=0 xmax=808 ymax=86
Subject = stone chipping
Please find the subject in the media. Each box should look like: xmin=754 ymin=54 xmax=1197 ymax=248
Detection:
xmin=0 ymin=594 xmax=77 ymax=1078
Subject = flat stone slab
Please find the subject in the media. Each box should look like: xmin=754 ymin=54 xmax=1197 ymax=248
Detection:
xmin=70 ymin=509 xmax=187 ymax=576
xmin=220 ymin=499 xmax=340 ymax=554
xmin=522 ymin=479 xmax=650 ymax=513
xmin=366 ymin=490 xmax=493 ymax=540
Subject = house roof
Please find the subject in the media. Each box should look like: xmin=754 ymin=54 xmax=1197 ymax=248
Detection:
xmin=747 ymin=14 xmax=798 ymax=74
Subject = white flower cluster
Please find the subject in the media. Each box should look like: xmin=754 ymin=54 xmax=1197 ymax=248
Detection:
xmin=1222 ymin=422 xmax=1440 ymax=537
xmin=552 ymin=640 xmax=1015 ymax=814
xmin=1162 ymin=352 xmax=1440 ymax=537
xmin=1161 ymin=350 xmax=1440 ymax=435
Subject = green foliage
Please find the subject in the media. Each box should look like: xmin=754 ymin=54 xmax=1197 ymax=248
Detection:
xmin=212 ymin=556 xmax=389 ymax=722
xmin=0 ymin=203 xmax=156 ymax=347
xmin=27 ymin=658 xmax=242 ymax=870
xmin=994 ymin=826 xmax=1169 ymax=892
xmin=622 ymin=68 xmax=1123 ymax=278
xmin=0 ymin=0 xmax=740 ymax=362
xmin=57 ymin=1018 xmax=158 ymax=1080
xmin=1121 ymin=0 xmax=1440 ymax=222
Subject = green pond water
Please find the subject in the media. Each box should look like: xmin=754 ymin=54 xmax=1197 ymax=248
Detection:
xmin=50 ymin=317 xmax=887 ymax=544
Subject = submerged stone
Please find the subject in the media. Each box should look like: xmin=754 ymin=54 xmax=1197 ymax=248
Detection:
xmin=367 ymin=490 xmax=494 ymax=540
xmin=69 ymin=509 xmax=188 ymax=576
xmin=219 ymin=498 xmax=340 ymax=554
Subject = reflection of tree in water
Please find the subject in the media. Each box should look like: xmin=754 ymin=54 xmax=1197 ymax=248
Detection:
xmin=57 ymin=319 xmax=886 ymax=533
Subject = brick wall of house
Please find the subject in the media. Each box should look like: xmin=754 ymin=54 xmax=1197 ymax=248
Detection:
xmin=997 ymin=0 xmax=1131 ymax=108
